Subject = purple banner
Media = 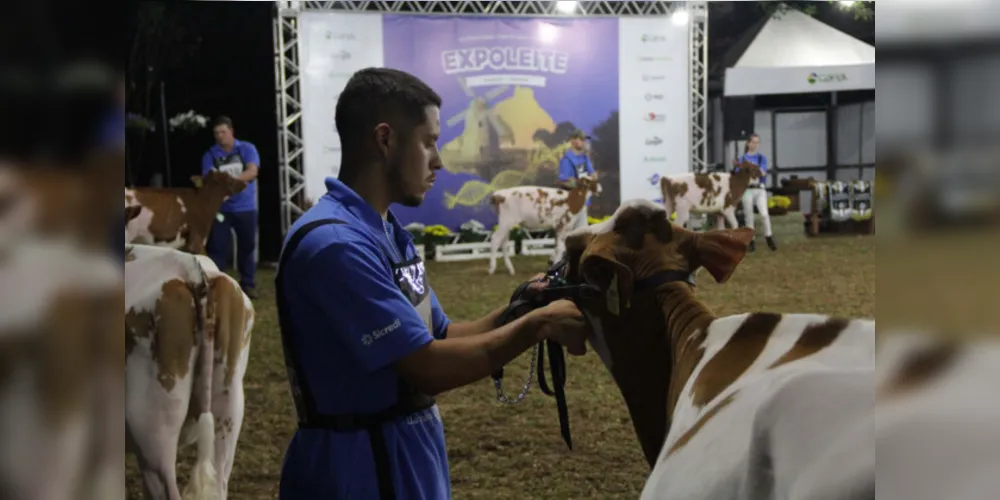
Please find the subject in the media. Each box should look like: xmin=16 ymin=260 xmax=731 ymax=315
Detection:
xmin=383 ymin=15 xmax=620 ymax=230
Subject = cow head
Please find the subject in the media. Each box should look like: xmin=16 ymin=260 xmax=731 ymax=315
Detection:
xmin=578 ymin=174 xmax=603 ymax=196
xmin=562 ymin=199 xmax=754 ymax=370
xmin=192 ymin=170 xmax=247 ymax=197
xmin=735 ymin=162 xmax=763 ymax=180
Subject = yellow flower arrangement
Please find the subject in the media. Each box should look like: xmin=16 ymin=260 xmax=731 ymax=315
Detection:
xmin=423 ymin=225 xmax=453 ymax=238
xmin=768 ymin=196 xmax=792 ymax=210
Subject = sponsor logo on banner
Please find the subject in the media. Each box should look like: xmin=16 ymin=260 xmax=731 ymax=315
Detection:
xmin=323 ymin=145 xmax=342 ymax=153
xmin=648 ymin=173 xmax=661 ymax=186
xmin=641 ymin=34 xmax=666 ymax=43
xmin=331 ymin=50 xmax=352 ymax=61
xmin=644 ymin=112 xmax=666 ymax=123
xmin=644 ymin=156 xmax=667 ymax=163
xmin=807 ymin=72 xmax=848 ymax=85
xmin=441 ymin=47 xmax=570 ymax=76
xmin=638 ymin=56 xmax=671 ymax=63
xmin=646 ymin=136 xmax=663 ymax=146
xmin=642 ymin=74 xmax=666 ymax=82
xmin=326 ymin=32 xmax=357 ymax=41
xmin=645 ymin=93 xmax=664 ymax=101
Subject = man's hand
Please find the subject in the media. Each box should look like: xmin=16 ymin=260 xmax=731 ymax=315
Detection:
xmin=530 ymin=299 xmax=589 ymax=356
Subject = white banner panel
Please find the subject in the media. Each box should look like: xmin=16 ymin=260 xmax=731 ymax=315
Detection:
xmin=299 ymin=12 xmax=384 ymax=205
xmin=618 ymin=18 xmax=690 ymax=205
xmin=724 ymin=63 xmax=874 ymax=96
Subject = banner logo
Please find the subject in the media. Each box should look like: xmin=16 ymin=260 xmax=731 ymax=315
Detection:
xmin=644 ymin=112 xmax=666 ymax=123
xmin=442 ymin=47 xmax=570 ymax=75
xmin=646 ymin=136 xmax=663 ymax=146
xmin=642 ymin=74 xmax=666 ymax=82
xmin=641 ymin=34 xmax=666 ymax=43
xmin=808 ymin=72 xmax=848 ymax=85
xmin=638 ymin=56 xmax=671 ymax=63
xmin=648 ymin=173 xmax=661 ymax=186
xmin=331 ymin=50 xmax=352 ymax=61
xmin=326 ymin=32 xmax=357 ymax=41
xmin=643 ymin=156 xmax=667 ymax=163
xmin=645 ymin=93 xmax=664 ymax=101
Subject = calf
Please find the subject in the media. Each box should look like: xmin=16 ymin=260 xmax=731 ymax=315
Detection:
xmin=561 ymin=199 xmax=876 ymax=500
xmin=488 ymin=175 xmax=602 ymax=275
xmin=125 ymin=244 xmax=253 ymax=499
xmin=126 ymin=171 xmax=246 ymax=255
xmin=660 ymin=162 xmax=761 ymax=230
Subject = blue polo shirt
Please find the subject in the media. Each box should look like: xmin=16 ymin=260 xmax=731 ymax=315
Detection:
xmin=278 ymin=177 xmax=452 ymax=499
xmin=201 ymin=139 xmax=260 ymax=213
xmin=558 ymin=149 xmax=596 ymax=206
xmin=737 ymin=152 xmax=769 ymax=187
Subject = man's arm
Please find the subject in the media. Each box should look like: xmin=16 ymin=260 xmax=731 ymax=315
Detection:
xmin=308 ymin=236 xmax=553 ymax=396
xmin=445 ymin=307 xmax=505 ymax=339
xmin=238 ymin=143 xmax=260 ymax=183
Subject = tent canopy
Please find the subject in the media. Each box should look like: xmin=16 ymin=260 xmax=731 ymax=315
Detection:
xmin=724 ymin=9 xmax=875 ymax=96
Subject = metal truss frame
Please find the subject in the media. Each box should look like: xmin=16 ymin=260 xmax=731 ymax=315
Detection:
xmin=274 ymin=0 xmax=709 ymax=234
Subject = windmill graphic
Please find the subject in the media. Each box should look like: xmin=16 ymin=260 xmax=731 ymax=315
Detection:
xmin=445 ymin=77 xmax=515 ymax=162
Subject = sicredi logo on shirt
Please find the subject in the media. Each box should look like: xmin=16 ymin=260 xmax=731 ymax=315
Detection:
xmin=362 ymin=318 xmax=401 ymax=346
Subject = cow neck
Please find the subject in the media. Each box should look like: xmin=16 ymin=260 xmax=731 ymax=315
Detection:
xmin=611 ymin=281 xmax=714 ymax=468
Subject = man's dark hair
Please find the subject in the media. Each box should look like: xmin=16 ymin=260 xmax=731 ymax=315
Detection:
xmin=212 ymin=115 xmax=234 ymax=129
xmin=335 ymin=68 xmax=441 ymax=167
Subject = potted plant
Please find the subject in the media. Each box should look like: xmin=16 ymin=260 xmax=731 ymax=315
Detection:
xmin=768 ymin=195 xmax=793 ymax=216
xmin=422 ymin=225 xmax=454 ymax=259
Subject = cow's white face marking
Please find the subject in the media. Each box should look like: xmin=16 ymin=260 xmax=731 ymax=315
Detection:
xmin=176 ymin=197 xmax=187 ymax=214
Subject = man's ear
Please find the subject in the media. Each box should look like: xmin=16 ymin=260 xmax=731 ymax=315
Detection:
xmin=190 ymin=175 xmax=203 ymax=188
xmin=580 ymin=253 xmax=634 ymax=315
xmin=374 ymin=123 xmax=394 ymax=159
xmin=694 ymin=228 xmax=754 ymax=284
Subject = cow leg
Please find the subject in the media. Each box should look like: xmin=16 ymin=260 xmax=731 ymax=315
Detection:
xmin=488 ymin=225 xmax=508 ymax=275
xmin=211 ymin=375 xmax=245 ymax=499
xmin=715 ymin=214 xmax=726 ymax=230
xmin=674 ymin=206 xmax=691 ymax=229
xmin=126 ymin=361 xmax=194 ymax=500
xmin=723 ymin=208 xmax=740 ymax=229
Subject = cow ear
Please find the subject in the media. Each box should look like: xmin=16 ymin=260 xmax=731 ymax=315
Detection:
xmin=693 ymin=228 xmax=754 ymax=284
xmin=580 ymin=253 xmax=634 ymax=315
xmin=190 ymin=175 xmax=203 ymax=188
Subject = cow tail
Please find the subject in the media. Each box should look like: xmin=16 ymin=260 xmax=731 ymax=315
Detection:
xmin=181 ymin=261 xmax=221 ymax=500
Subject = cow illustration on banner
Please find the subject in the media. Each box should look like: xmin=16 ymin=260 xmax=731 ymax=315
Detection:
xmin=383 ymin=15 xmax=620 ymax=230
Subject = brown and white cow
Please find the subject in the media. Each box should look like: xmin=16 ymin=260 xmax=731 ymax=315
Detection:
xmin=125 ymin=171 xmax=246 ymax=255
xmin=660 ymin=162 xmax=762 ymax=230
xmin=488 ymin=174 xmax=602 ymax=275
xmin=561 ymin=199 xmax=876 ymax=500
xmin=0 ymin=157 xmax=126 ymax=500
xmin=125 ymin=244 xmax=253 ymax=500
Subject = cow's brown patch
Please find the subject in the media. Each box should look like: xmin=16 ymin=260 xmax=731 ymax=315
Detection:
xmin=725 ymin=163 xmax=761 ymax=208
xmin=694 ymin=174 xmax=722 ymax=206
xmin=879 ymin=340 xmax=960 ymax=400
xmin=660 ymin=179 xmax=689 ymax=210
xmin=124 ymin=246 xmax=136 ymax=262
xmin=664 ymin=391 xmax=737 ymax=459
xmin=152 ymin=279 xmax=199 ymax=392
xmin=124 ymin=205 xmax=142 ymax=223
xmin=208 ymin=275 xmax=254 ymax=388
xmin=690 ymin=313 xmax=782 ymax=407
xmin=768 ymin=318 xmax=850 ymax=369
xmin=128 ymin=171 xmax=245 ymax=254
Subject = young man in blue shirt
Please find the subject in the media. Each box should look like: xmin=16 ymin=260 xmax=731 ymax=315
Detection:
xmin=202 ymin=116 xmax=260 ymax=298
xmin=275 ymin=67 xmax=590 ymax=499
xmin=558 ymin=129 xmax=597 ymax=224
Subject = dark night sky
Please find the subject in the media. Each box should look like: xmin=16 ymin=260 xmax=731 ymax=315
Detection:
xmin=123 ymin=1 xmax=873 ymax=262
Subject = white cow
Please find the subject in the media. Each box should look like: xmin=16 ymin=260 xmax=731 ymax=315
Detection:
xmin=488 ymin=175 xmax=601 ymax=275
xmin=125 ymin=244 xmax=253 ymax=500
xmin=660 ymin=162 xmax=762 ymax=230
xmin=561 ymin=199 xmax=876 ymax=500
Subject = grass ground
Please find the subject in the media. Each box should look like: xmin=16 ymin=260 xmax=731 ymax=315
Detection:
xmin=126 ymin=216 xmax=875 ymax=499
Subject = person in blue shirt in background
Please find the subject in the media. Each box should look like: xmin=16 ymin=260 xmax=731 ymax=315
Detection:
xmin=558 ymin=129 xmax=597 ymax=227
xmin=732 ymin=133 xmax=777 ymax=252
xmin=202 ymin=116 xmax=260 ymax=298
xmin=275 ymin=67 xmax=590 ymax=500
xmin=101 ymin=76 xmax=126 ymax=264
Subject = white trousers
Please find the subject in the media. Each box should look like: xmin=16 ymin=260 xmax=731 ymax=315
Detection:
xmin=742 ymin=187 xmax=773 ymax=238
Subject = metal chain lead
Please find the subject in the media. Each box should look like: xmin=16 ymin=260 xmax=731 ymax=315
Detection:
xmin=493 ymin=343 xmax=539 ymax=404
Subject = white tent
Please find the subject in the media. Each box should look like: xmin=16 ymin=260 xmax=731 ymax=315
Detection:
xmin=724 ymin=9 xmax=875 ymax=96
